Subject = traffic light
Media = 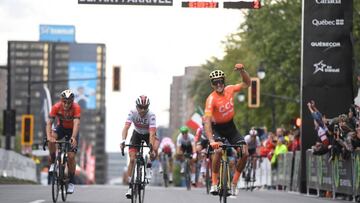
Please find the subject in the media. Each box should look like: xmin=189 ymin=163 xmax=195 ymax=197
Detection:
xmin=248 ymin=77 xmax=260 ymax=108
xmin=113 ymin=66 xmax=121 ymax=91
xmin=21 ymin=114 xmax=34 ymax=146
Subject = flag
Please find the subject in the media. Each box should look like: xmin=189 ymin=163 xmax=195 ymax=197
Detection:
xmin=186 ymin=106 xmax=204 ymax=131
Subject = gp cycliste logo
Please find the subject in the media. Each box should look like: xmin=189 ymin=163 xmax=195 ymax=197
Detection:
xmin=315 ymin=0 xmax=341 ymax=4
xmin=313 ymin=60 xmax=340 ymax=74
xmin=312 ymin=18 xmax=344 ymax=26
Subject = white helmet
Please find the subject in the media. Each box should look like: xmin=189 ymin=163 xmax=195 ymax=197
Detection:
xmin=209 ymin=70 xmax=225 ymax=80
xmin=249 ymin=128 xmax=258 ymax=136
xmin=60 ymin=89 xmax=74 ymax=101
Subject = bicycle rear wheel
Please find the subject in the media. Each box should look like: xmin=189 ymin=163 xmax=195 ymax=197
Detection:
xmin=51 ymin=162 xmax=59 ymax=203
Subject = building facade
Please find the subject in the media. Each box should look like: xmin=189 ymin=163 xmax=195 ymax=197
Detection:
xmin=7 ymin=41 xmax=107 ymax=183
xmin=168 ymin=66 xmax=200 ymax=136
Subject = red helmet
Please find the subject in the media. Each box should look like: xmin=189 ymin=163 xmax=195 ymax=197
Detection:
xmin=163 ymin=145 xmax=172 ymax=154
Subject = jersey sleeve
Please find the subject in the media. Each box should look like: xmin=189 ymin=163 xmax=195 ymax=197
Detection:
xmin=73 ymin=104 xmax=81 ymax=118
xmin=204 ymin=95 xmax=214 ymax=117
xmin=49 ymin=104 xmax=59 ymax=118
xmin=176 ymin=134 xmax=181 ymax=146
xmin=149 ymin=113 xmax=156 ymax=132
xmin=125 ymin=111 xmax=133 ymax=127
xmin=227 ymin=84 xmax=242 ymax=93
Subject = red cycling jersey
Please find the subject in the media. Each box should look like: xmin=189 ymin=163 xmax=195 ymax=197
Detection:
xmin=49 ymin=101 xmax=81 ymax=129
xmin=204 ymin=84 xmax=243 ymax=124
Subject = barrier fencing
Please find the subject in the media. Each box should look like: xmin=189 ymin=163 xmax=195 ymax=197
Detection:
xmin=238 ymin=149 xmax=360 ymax=201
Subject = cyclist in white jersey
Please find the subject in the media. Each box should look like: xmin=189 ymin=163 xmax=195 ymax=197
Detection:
xmin=176 ymin=126 xmax=197 ymax=185
xmin=158 ymin=136 xmax=176 ymax=182
xmin=120 ymin=95 xmax=159 ymax=199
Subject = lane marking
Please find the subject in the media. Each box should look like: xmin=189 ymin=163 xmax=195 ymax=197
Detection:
xmin=29 ymin=200 xmax=46 ymax=203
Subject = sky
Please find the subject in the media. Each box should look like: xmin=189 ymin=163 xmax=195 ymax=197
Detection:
xmin=0 ymin=0 xmax=245 ymax=152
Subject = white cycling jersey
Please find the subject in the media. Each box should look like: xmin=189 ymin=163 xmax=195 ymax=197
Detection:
xmin=125 ymin=109 xmax=156 ymax=134
xmin=158 ymin=137 xmax=176 ymax=154
xmin=176 ymin=133 xmax=195 ymax=146
xmin=244 ymin=134 xmax=261 ymax=150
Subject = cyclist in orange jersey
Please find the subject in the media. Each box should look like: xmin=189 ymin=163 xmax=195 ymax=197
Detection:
xmin=204 ymin=64 xmax=251 ymax=196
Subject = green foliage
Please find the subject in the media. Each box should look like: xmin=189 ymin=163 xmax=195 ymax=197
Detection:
xmin=189 ymin=0 xmax=360 ymax=132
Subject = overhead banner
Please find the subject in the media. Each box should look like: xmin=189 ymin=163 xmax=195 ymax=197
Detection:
xmin=78 ymin=0 xmax=173 ymax=6
xmin=300 ymin=0 xmax=354 ymax=192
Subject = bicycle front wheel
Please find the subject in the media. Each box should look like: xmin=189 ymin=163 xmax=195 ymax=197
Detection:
xmin=51 ymin=162 xmax=59 ymax=203
xmin=221 ymin=164 xmax=228 ymax=203
xmin=60 ymin=163 xmax=68 ymax=202
xmin=205 ymin=159 xmax=211 ymax=194
xmin=138 ymin=163 xmax=146 ymax=203
xmin=131 ymin=165 xmax=138 ymax=203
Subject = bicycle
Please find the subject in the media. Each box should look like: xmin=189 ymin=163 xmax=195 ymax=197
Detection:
xmin=122 ymin=140 xmax=151 ymax=203
xmin=217 ymin=141 xmax=244 ymax=203
xmin=183 ymin=152 xmax=192 ymax=190
xmin=243 ymin=155 xmax=257 ymax=191
xmin=44 ymin=139 xmax=71 ymax=203
xmin=159 ymin=152 xmax=169 ymax=187
xmin=205 ymin=145 xmax=213 ymax=194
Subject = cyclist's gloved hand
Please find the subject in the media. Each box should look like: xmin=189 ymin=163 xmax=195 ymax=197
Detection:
xmin=210 ymin=141 xmax=220 ymax=149
xmin=120 ymin=140 xmax=125 ymax=156
xmin=70 ymin=137 xmax=77 ymax=148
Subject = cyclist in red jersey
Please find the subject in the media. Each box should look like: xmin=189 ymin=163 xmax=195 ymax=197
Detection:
xmin=46 ymin=89 xmax=81 ymax=194
xmin=204 ymin=64 xmax=251 ymax=196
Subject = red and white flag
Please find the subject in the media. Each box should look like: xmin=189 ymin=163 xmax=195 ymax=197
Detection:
xmin=186 ymin=106 xmax=204 ymax=131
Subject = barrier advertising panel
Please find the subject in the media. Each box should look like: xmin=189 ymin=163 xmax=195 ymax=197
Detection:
xmin=332 ymin=156 xmax=353 ymax=195
xmin=317 ymin=155 xmax=332 ymax=191
xmin=307 ymin=150 xmax=318 ymax=190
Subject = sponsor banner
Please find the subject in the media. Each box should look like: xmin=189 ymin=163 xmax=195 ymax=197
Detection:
xmin=301 ymin=0 xmax=354 ymax=169
xmin=68 ymin=62 xmax=97 ymax=109
xmin=39 ymin=25 xmax=75 ymax=43
xmin=317 ymin=155 xmax=332 ymax=191
xmin=78 ymin=0 xmax=173 ymax=6
xmin=333 ymin=156 xmax=353 ymax=195
xmin=306 ymin=150 xmax=318 ymax=189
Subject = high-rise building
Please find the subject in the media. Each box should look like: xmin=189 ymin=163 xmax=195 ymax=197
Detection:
xmin=7 ymin=40 xmax=107 ymax=184
xmin=0 ymin=67 xmax=6 ymax=112
xmin=169 ymin=66 xmax=200 ymax=136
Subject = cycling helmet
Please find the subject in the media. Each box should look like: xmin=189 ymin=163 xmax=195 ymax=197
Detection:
xmin=136 ymin=95 xmax=150 ymax=108
xmin=60 ymin=89 xmax=74 ymax=101
xmin=179 ymin=126 xmax=189 ymax=133
xmin=209 ymin=70 xmax=225 ymax=80
xmin=249 ymin=128 xmax=258 ymax=136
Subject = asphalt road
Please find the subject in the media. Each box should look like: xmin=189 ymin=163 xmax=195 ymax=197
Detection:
xmin=0 ymin=184 xmax=350 ymax=203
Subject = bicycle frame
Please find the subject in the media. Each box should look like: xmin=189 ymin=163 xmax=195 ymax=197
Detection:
xmin=51 ymin=140 xmax=71 ymax=203
xmin=183 ymin=152 xmax=192 ymax=190
xmin=218 ymin=143 xmax=243 ymax=203
xmin=125 ymin=140 xmax=150 ymax=203
xmin=160 ymin=153 xmax=169 ymax=187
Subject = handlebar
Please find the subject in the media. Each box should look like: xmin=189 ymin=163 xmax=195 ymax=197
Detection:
xmin=121 ymin=143 xmax=152 ymax=156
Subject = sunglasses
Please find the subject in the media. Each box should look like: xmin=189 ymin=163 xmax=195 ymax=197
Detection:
xmin=137 ymin=105 xmax=149 ymax=110
xmin=62 ymin=100 xmax=72 ymax=105
xmin=211 ymin=79 xmax=225 ymax=86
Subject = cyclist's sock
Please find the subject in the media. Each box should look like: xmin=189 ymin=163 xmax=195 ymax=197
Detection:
xmin=69 ymin=172 xmax=75 ymax=183
xmin=191 ymin=173 xmax=196 ymax=183
xmin=232 ymin=170 xmax=240 ymax=185
xmin=212 ymin=172 xmax=219 ymax=185
xmin=128 ymin=176 xmax=132 ymax=184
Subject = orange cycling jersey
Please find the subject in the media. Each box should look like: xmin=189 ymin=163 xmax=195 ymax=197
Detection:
xmin=204 ymin=84 xmax=243 ymax=124
xmin=49 ymin=101 xmax=81 ymax=129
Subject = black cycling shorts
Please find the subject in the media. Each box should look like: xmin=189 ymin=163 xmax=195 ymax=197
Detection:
xmin=212 ymin=119 xmax=244 ymax=145
xmin=129 ymin=130 xmax=150 ymax=151
xmin=54 ymin=126 xmax=79 ymax=153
